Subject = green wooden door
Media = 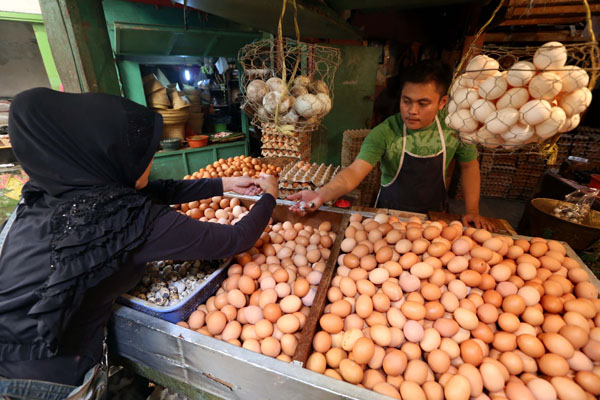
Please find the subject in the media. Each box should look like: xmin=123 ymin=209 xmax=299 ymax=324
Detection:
xmin=311 ymin=45 xmax=380 ymax=165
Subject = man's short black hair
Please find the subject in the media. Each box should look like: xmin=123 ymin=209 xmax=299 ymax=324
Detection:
xmin=400 ymin=60 xmax=452 ymax=97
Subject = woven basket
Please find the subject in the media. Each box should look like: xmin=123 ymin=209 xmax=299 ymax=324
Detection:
xmin=162 ymin=123 xmax=186 ymax=140
xmin=142 ymin=74 xmax=165 ymax=94
xmin=155 ymin=109 xmax=190 ymax=125
xmin=342 ymin=129 xmax=381 ymax=207
xmin=147 ymin=88 xmax=170 ymax=109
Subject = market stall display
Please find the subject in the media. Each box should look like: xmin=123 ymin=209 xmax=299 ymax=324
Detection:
xmin=182 ymin=155 xmax=282 ymax=179
xmin=305 ymin=211 xmax=600 ymax=399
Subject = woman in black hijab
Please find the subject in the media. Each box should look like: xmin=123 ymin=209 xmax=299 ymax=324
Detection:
xmin=0 ymin=88 xmax=278 ymax=396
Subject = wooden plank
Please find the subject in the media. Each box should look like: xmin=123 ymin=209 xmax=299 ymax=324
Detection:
xmin=508 ymin=4 xmax=599 ymax=16
xmin=485 ymin=30 xmax=589 ymax=43
xmin=510 ymin=0 xmax=587 ymax=5
xmin=294 ymin=213 xmax=350 ymax=366
xmin=500 ymin=16 xmax=590 ymax=25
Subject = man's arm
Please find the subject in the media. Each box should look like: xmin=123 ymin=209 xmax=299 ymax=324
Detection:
xmin=288 ymin=159 xmax=374 ymax=214
xmin=460 ymin=159 xmax=494 ymax=231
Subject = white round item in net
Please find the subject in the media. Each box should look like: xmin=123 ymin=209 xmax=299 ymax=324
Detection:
xmin=559 ymin=87 xmax=592 ymax=117
xmin=247 ymin=80 xmax=269 ymax=103
xmin=465 ymin=55 xmax=499 ymax=81
xmin=528 ymin=72 xmax=563 ymax=100
xmin=485 ymin=107 xmax=519 ymax=135
xmin=519 ymin=99 xmax=552 ymax=126
xmin=290 ymin=86 xmax=309 ymax=97
xmin=453 ymin=87 xmax=480 ymax=109
xmin=496 ymin=87 xmax=530 ymax=110
xmin=266 ymin=77 xmax=285 ymax=93
xmin=294 ymin=94 xmax=324 ymax=118
xmin=475 ymin=126 xmax=503 ymax=147
xmin=263 ymin=92 xmax=294 ymax=114
xmin=533 ymin=41 xmax=568 ymax=70
xmin=294 ymin=75 xmax=310 ymax=87
xmin=558 ymin=113 xmax=581 ymax=133
xmin=470 ymin=99 xmax=496 ymax=123
xmin=535 ymin=107 xmax=567 ymax=139
xmin=506 ymin=61 xmax=536 ymax=87
xmin=478 ymin=74 xmax=508 ymax=100
xmin=447 ymin=109 xmax=479 ymax=133
xmin=557 ymin=66 xmax=590 ymax=92
xmin=316 ymin=93 xmax=332 ymax=116
xmin=501 ymin=122 xmax=534 ymax=143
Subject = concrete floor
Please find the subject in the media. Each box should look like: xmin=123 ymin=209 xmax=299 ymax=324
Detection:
xmin=448 ymin=197 xmax=527 ymax=232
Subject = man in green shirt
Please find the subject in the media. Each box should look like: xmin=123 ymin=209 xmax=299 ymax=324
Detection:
xmin=290 ymin=60 xmax=492 ymax=230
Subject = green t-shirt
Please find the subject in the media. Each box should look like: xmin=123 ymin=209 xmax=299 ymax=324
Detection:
xmin=357 ymin=111 xmax=478 ymax=186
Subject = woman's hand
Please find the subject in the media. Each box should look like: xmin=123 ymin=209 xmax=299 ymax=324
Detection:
xmin=222 ymin=176 xmax=262 ymax=196
xmin=254 ymin=174 xmax=278 ymax=199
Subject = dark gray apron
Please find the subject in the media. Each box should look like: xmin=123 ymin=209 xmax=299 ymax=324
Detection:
xmin=375 ymin=115 xmax=448 ymax=214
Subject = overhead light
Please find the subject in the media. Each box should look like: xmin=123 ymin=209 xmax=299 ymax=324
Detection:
xmin=184 ymin=69 xmax=191 ymax=81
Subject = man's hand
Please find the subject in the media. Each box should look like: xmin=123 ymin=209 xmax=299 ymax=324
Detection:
xmin=222 ymin=176 xmax=262 ymax=196
xmin=287 ymin=190 xmax=324 ymax=215
xmin=462 ymin=213 xmax=495 ymax=231
xmin=254 ymin=174 xmax=279 ymax=199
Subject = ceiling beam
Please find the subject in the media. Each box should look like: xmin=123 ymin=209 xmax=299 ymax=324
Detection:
xmin=170 ymin=0 xmax=362 ymax=40
xmin=326 ymin=0 xmax=483 ymax=11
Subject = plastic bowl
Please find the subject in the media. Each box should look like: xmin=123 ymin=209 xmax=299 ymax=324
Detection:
xmin=160 ymin=138 xmax=181 ymax=151
xmin=187 ymin=135 xmax=209 ymax=148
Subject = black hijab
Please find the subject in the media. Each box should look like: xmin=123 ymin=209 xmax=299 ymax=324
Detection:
xmin=8 ymin=88 xmax=166 ymax=357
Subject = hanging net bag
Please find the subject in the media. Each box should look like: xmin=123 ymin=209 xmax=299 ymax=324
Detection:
xmin=448 ymin=0 xmax=599 ymax=161
xmin=238 ymin=0 xmax=341 ymax=135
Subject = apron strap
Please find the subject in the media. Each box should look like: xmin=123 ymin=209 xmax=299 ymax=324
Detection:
xmin=0 ymin=200 xmax=22 ymax=258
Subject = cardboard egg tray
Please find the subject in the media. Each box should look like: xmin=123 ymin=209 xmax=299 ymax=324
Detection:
xmin=278 ymin=161 xmax=341 ymax=191
xmin=260 ymin=128 xmax=311 ymax=161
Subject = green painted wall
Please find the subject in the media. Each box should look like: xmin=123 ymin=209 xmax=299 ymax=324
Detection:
xmin=312 ymin=45 xmax=380 ymax=165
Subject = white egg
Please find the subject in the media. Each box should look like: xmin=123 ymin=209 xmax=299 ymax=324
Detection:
xmin=475 ymin=126 xmax=503 ymax=147
xmin=459 ymin=132 xmax=477 ymax=144
xmin=534 ymin=42 xmax=567 ymax=70
xmin=453 ymin=87 xmax=480 ymax=109
xmin=557 ymin=66 xmax=589 ymax=92
xmin=450 ymin=74 xmax=475 ymax=96
xmin=465 ymin=55 xmax=499 ymax=81
xmin=558 ymin=113 xmax=581 ymax=133
xmin=266 ymin=77 xmax=285 ymax=93
xmin=583 ymin=86 xmax=592 ymax=107
xmin=470 ymin=99 xmax=496 ymax=123
xmin=496 ymin=87 xmax=530 ymax=110
xmin=246 ymin=80 xmax=269 ymax=103
xmin=447 ymin=99 xmax=458 ymax=114
xmin=502 ymin=123 xmax=534 ymax=142
xmin=447 ymin=109 xmax=479 ymax=133
xmin=485 ymin=107 xmax=519 ymax=135
xmin=528 ymin=72 xmax=562 ymax=100
xmin=478 ymin=75 xmax=507 ymax=100
xmin=535 ymin=107 xmax=567 ymax=139
xmin=559 ymin=87 xmax=590 ymax=117
xmin=316 ymin=93 xmax=332 ymax=116
xmin=520 ymin=99 xmax=552 ymax=125
xmin=506 ymin=61 xmax=536 ymax=87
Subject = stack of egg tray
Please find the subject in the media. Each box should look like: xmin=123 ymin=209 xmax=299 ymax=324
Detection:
xmin=278 ymin=160 xmax=340 ymax=199
xmin=260 ymin=126 xmax=311 ymax=161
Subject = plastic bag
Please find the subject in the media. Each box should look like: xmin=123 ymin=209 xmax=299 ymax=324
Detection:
xmin=552 ymin=187 xmax=599 ymax=224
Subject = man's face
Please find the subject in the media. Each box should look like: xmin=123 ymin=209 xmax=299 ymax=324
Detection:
xmin=400 ymin=81 xmax=448 ymax=130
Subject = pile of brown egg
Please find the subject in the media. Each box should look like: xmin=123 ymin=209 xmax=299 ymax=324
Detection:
xmin=176 ymin=220 xmax=337 ymax=362
xmin=174 ymin=196 xmax=252 ymax=223
xmin=306 ymin=212 xmax=599 ymax=400
xmin=183 ymin=155 xmax=281 ymax=179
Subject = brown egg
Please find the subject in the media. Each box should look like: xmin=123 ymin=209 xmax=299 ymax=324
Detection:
xmin=206 ymin=311 xmax=227 ymax=335
xmin=325 ymin=347 xmax=347 ymax=368
xmin=376 ymin=246 xmax=393 ymax=263
xmin=538 ymin=353 xmax=570 ymax=376
xmin=401 ymin=301 xmax=426 ymax=320
xmin=461 ymin=339 xmax=484 ymax=366
xmin=425 ymin=301 xmax=445 ymax=320
xmin=433 ymin=318 xmax=459 ymax=338
xmin=539 ymin=332 xmax=575 ymax=359
xmin=502 ymin=294 xmax=526 ymax=315
xmin=339 ymin=359 xmax=364 ymax=384
xmin=574 ymin=371 xmax=600 ymax=395
xmin=277 ymin=314 xmax=300 ymax=334
xmin=320 ymin=313 xmax=344 ymax=334
xmin=559 ymin=325 xmax=589 ymax=349
xmin=343 ymin=254 xmax=360 ymax=269
xmin=529 ymin=242 xmax=548 ymax=257
xmin=516 ymin=334 xmax=545 ymax=358
xmin=263 ymin=303 xmax=282 ymax=323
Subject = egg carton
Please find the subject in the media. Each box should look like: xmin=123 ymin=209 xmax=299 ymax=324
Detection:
xmin=261 ymin=149 xmax=302 ymax=158
xmin=279 ymin=180 xmax=313 ymax=190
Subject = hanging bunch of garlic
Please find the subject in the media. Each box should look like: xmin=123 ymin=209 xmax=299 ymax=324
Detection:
xmin=447 ymin=42 xmax=593 ymax=149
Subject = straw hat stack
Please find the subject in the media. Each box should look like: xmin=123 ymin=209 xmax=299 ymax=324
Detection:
xmin=183 ymin=88 xmax=204 ymax=135
xmin=143 ymin=74 xmax=190 ymax=140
